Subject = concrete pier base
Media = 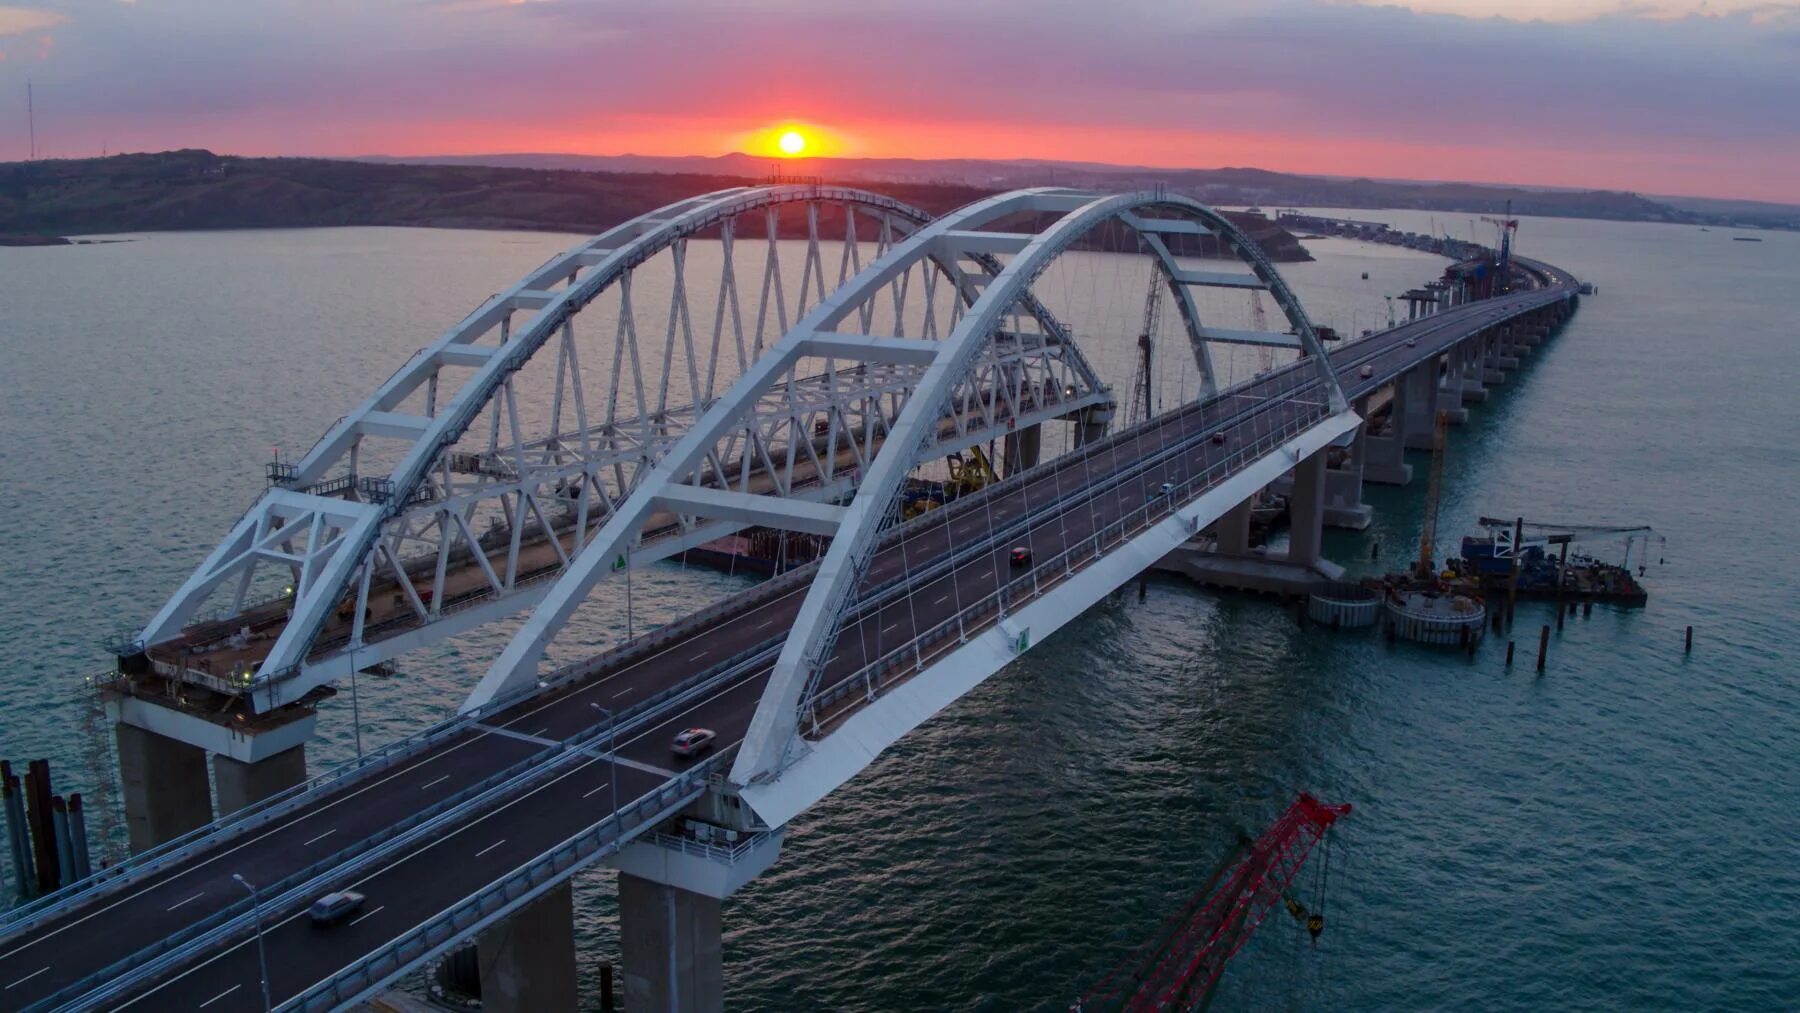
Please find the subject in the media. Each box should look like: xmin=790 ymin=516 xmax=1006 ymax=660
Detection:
xmin=620 ymin=873 xmax=724 ymax=1013
xmin=1482 ymin=368 xmax=1506 ymax=384
xmin=116 ymin=723 xmax=212 ymax=854
xmin=1155 ymin=546 xmax=1345 ymax=597
xmin=478 ymin=881 xmax=579 ymax=1013
xmin=1362 ymin=435 xmax=1412 ymax=486
xmin=213 ymin=745 xmax=307 ymax=816
xmin=1323 ymin=468 xmax=1372 ymax=529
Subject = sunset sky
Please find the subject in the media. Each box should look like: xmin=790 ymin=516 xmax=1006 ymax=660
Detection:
xmin=1 ymin=0 xmax=1796 ymax=202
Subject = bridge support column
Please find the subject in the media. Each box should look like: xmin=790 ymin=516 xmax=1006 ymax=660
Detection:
xmin=213 ymin=744 xmax=306 ymax=816
xmin=1002 ymin=424 xmax=1042 ymax=476
xmin=1402 ymin=364 xmax=1441 ymax=449
xmin=1214 ymin=495 xmax=1254 ymax=554
xmin=1286 ymin=449 xmax=1326 ymax=568
xmin=115 ymin=723 xmax=212 ymax=854
xmin=619 ymin=874 xmax=723 ymax=1013
xmin=1071 ymin=405 xmax=1111 ymax=448
xmin=1363 ymin=384 xmax=1411 ymax=485
xmin=478 ymin=881 xmax=579 ymax=1013
xmin=1322 ymin=413 xmax=1371 ymax=530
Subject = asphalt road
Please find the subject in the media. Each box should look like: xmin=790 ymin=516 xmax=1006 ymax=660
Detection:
xmin=0 ymin=283 xmax=1570 ymax=1011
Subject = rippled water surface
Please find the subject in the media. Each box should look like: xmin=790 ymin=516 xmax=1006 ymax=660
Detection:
xmin=1 ymin=215 xmax=1794 ymax=1010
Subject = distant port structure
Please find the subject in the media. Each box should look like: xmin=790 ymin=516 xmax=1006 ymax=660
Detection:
xmin=1 ymin=185 xmax=1580 ymax=1011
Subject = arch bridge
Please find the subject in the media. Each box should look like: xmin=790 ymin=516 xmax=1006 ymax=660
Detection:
xmin=4 ymin=184 xmax=1578 ymax=1012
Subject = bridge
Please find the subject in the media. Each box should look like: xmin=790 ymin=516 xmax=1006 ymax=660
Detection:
xmin=0 ymin=185 xmax=1577 ymax=1011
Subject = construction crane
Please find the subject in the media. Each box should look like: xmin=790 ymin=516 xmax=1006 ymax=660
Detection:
xmin=1480 ymin=199 xmax=1518 ymax=293
xmin=1415 ymin=409 xmax=1450 ymax=580
xmin=1074 ymin=795 xmax=1352 ymax=1013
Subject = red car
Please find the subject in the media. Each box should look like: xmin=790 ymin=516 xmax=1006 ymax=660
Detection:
xmin=1010 ymin=546 xmax=1033 ymax=567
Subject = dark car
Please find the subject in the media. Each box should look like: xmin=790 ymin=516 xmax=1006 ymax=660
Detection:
xmin=672 ymin=727 xmax=717 ymax=757
xmin=309 ymin=890 xmax=366 ymax=926
xmin=1210 ymin=431 xmax=1226 ymax=445
xmin=1010 ymin=546 xmax=1033 ymax=567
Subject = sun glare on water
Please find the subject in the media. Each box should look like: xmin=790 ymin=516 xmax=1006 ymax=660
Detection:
xmin=778 ymin=130 xmax=807 ymax=156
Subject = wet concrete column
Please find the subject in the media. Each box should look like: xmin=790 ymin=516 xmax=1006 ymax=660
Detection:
xmin=213 ymin=745 xmax=307 ymax=816
xmin=1363 ymin=381 xmax=1411 ymax=485
xmin=116 ymin=723 xmax=212 ymax=854
xmin=1214 ymin=495 xmax=1254 ymax=555
xmin=479 ymin=881 xmax=579 ymax=1013
xmin=1402 ymin=363 xmax=1439 ymax=449
xmin=1323 ymin=411 xmax=1371 ymax=530
xmin=1002 ymin=424 xmax=1042 ymax=476
xmin=1287 ymin=449 xmax=1327 ymax=568
xmin=619 ymin=872 xmax=724 ymax=1013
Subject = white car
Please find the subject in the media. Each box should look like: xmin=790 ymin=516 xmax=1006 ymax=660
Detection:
xmin=672 ymin=727 xmax=717 ymax=757
xmin=309 ymin=890 xmax=366 ymax=926
xmin=1358 ymin=364 xmax=1374 ymax=379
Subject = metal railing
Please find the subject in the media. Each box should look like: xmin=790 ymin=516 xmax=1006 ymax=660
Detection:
xmin=290 ymin=752 xmax=735 ymax=1012
xmin=800 ymin=394 xmax=1332 ymax=731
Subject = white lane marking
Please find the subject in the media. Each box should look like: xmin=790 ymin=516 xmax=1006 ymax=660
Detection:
xmin=197 ymin=984 xmax=240 ymax=1008
xmin=934 ymin=595 xmax=949 ymax=605
xmin=474 ymin=839 xmax=507 ymax=858
xmin=4 ymin=966 xmax=49 ymax=989
xmin=531 ymin=727 xmax=549 ymax=738
xmin=582 ymin=783 xmax=610 ymax=798
xmin=166 ymin=891 xmax=204 ymax=912
xmin=303 ymin=828 xmax=337 ymax=847
xmin=421 ymin=775 xmax=450 ymax=790
xmin=758 ymin=619 xmax=774 ymax=629
xmin=979 ymin=570 xmax=993 ymax=579
xmin=348 ymin=905 xmax=385 ymax=927
xmin=882 ymin=622 xmax=900 ymax=634
xmin=613 ymin=686 xmax=634 ymax=699
xmin=689 ymin=651 xmax=708 ymax=662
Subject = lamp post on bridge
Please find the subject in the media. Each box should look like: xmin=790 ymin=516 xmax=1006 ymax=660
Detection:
xmin=590 ymin=703 xmax=619 ymax=819
xmin=231 ymin=873 xmax=273 ymax=1013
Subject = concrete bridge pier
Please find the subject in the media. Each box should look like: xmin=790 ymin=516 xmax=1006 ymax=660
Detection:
xmin=1071 ymin=404 xmax=1112 ymax=448
xmin=478 ymin=882 xmax=579 ymax=1013
xmin=1002 ymin=423 xmax=1042 ymax=476
xmin=109 ymin=698 xmax=316 ymax=853
xmin=1322 ymin=410 xmax=1371 ymax=529
xmin=1362 ymin=385 xmax=1411 ymax=486
xmin=1402 ymin=363 xmax=1443 ymax=449
xmin=115 ymin=724 xmax=212 ymax=854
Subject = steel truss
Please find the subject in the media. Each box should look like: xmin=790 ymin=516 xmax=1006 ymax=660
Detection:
xmin=470 ymin=188 xmax=1344 ymax=788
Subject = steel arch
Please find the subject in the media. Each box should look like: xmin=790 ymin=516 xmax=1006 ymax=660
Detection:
xmin=135 ymin=184 xmax=939 ymax=711
xmin=730 ymin=189 xmax=1345 ymax=784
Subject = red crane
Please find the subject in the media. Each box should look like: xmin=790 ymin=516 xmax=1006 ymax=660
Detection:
xmin=1075 ymin=794 xmax=1351 ymax=1012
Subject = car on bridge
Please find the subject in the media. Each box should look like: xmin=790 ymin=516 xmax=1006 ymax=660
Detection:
xmin=309 ymin=890 xmax=366 ymax=926
xmin=672 ymin=727 xmax=717 ymax=757
xmin=1010 ymin=546 xmax=1033 ymax=567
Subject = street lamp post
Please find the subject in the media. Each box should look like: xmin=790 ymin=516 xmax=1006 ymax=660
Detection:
xmin=232 ymin=873 xmax=273 ymax=1013
xmin=591 ymin=703 xmax=618 ymax=820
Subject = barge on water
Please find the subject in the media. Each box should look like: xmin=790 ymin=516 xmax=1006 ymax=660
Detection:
xmin=1455 ymin=517 xmax=1662 ymax=607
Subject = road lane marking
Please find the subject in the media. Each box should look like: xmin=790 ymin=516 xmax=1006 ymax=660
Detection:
xmin=757 ymin=619 xmax=774 ymax=629
xmin=934 ymin=595 xmax=948 ymax=605
xmin=689 ymin=652 xmax=708 ymax=662
xmin=303 ymin=829 xmax=337 ymax=847
xmin=979 ymin=570 xmax=993 ymax=579
xmin=4 ymin=966 xmax=49 ymax=989
xmin=421 ymin=775 xmax=450 ymax=790
xmin=348 ymin=905 xmax=385 ymax=927
xmin=882 ymin=622 xmax=900 ymax=634
xmin=166 ymin=892 xmax=204 ymax=912
xmin=475 ymin=839 xmax=507 ymax=858
xmin=197 ymin=984 xmax=240 ymax=1008
xmin=582 ymin=783 xmax=610 ymax=798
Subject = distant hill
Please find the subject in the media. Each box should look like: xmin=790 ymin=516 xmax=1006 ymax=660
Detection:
xmin=0 ymin=149 xmax=1314 ymax=261
xmin=360 ymin=151 xmax=1794 ymax=228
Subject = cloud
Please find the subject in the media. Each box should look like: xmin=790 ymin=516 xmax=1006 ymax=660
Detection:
xmin=0 ymin=5 xmax=66 ymax=37
xmin=0 ymin=0 xmax=1795 ymax=200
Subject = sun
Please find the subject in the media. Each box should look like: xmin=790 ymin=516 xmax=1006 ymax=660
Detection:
xmin=777 ymin=130 xmax=807 ymax=156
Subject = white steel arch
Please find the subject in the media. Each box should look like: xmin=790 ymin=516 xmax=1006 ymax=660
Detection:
xmin=468 ymin=188 xmax=1342 ymax=771
xmin=132 ymin=185 xmax=944 ymax=711
xmin=729 ymin=189 xmax=1344 ymax=784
